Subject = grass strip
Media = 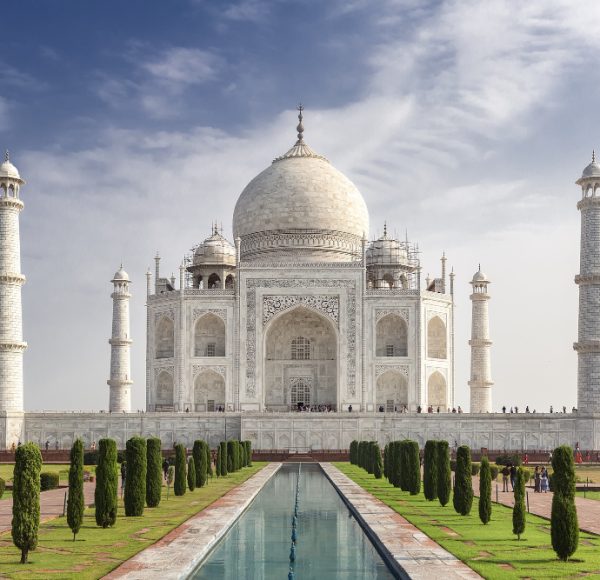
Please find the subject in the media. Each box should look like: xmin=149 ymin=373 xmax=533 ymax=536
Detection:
xmin=0 ymin=462 xmax=266 ymax=579
xmin=334 ymin=462 xmax=600 ymax=580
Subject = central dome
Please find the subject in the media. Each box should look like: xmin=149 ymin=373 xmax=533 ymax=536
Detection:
xmin=232 ymin=109 xmax=369 ymax=262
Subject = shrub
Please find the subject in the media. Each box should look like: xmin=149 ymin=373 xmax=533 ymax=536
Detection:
xmin=0 ymin=477 xmax=5 ymax=499
xmin=479 ymin=457 xmax=492 ymax=525
xmin=391 ymin=442 xmax=402 ymax=488
xmin=350 ymin=440 xmax=358 ymax=464
xmin=383 ymin=443 xmax=389 ymax=480
xmin=227 ymin=441 xmax=234 ymax=473
xmin=551 ymin=445 xmax=579 ymax=561
xmin=216 ymin=444 xmax=222 ymax=477
xmin=206 ymin=445 xmax=213 ymax=478
xmin=471 ymin=462 xmax=481 ymax=476
xmin=490 ymin=465 xmax=499 ymax=480
xmin=12 ymin=443 xmax=42 ymax=563
xmin=437 ymin=441 xmax=451 ymax=507
xmin=453 ymin=445 xmax=474 ymax=516
xmin=198 ymin=442 xmax=208 ymax=487
xmin=245 ymin=441 xmax=252 ymax=466
xmin=166 ymin=465 xmax=174 ymax=499
xmin=193 ymin=441 xmax=206 ymax=488
xmin=83 ymin=451 xmax=98 ymax=465
xmin=220 ymin=442 xmax=228 ymax=476
xmin=450 ymin=459 xmax=457 ymax=472
xmin=117 ymin=450 xmax=126 ymax=464
xmin=40 ymin=472 xmax=60 ymax=491
xmin=95 ymin=439 xmax=118 ymax=528
xmin=512 ymin=467 xmax=526 ymax=540
xmin=521 ymin=468 xmax=531 ymax=484
xmin=495 ymin=453 xmax=522 ymax=466
xmin=366 ymin=442 xmax=376 ymax=474
xmin=174 ymin=444 xmax=187 ymax=496
xmin=124 ymin=436 xmax=147 ymax=516
xmin=405 ymin=440 xmax=421 ymax=495
xmin=187 ymin=457 xmax=196 ymax=491
xmin=146 ymin=437 xmax=162 ymax=508
xmin=423 ymin=440 xmax=438 ymax=501
xmin=373 ymin=443 xmax=383 ymax=479
xmin=67 ymin=439 xmax=85 ymax=541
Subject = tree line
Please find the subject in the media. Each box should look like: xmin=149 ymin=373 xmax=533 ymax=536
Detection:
xmin=350 ymin=439 xmax=579 ymax=562
xmin=10 ymin=438 xmax=252 ymax=564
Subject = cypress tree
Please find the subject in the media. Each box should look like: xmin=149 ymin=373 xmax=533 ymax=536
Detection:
xmin=423 ymin=440 xmax=438 ymax=501
xmin=512 ymin=466 xmax=526 ymax=540
xmin=198 ymin=442 xmax=208 ymax=487
xmin=146 ymin=437 xmax=162 ymax=508
xmin=166 ymin=465 xmax=174 ymax=499
xmin=437 ymin=440 xmax=452 ymax=507
xmin=399 ymin=440 xmax=411 ymax=491
xmin=220 ymin=441 xmax=228 ymax=476
xmin=382 ymin=443 xmax=389 ymax=480
xmin=216 ymin=444 xmax=222 ymax=477
xmin=67 ymin=439 xmax=85 ymax=541
xmin=391 ymin=441 xmax=402 ymax=488
xmin=406 ymin=440 xmax=421 ymax=495
xmin=95 ymin=438 xmax=118 ymax=528
xmin=366 ymin=442 xmax=375 ymax=474
xmin=350 ymin=440 xmax=357 ymax=465
xmin=237 ymin=440 xmax=243 ymax=469
xmin=452 ymin=445 xmax=474 ymax=515
xmin=187 ymin=457 xmax=196 ymax=491
xmin=174 ymin=444 xmax=187 ymax=496
xmin=373 ymin=442 xmax=383 ymax=479
xmin=239 ymin=440 xmax=246 ymax=468
xmin=124 ymin=436 xmax=147 ymax=516
xmin=192 ymin=441 xmax=204 ymax=488
xmin=551 ymin=445 xmax=579 ymax=561
xmin=12 ymin=442 xmax=42 ymax=564
xmin=207 ymin=445 xmax=213 ymax=478
xmin=227 ymin=441 xmax=234 ymax=472
xmin=246 ymin=441 xmax=253 ymax=466
xmin=479 ymin=456 xmax=492 ymax=524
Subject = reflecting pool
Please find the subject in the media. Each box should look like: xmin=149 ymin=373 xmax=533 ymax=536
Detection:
xmin=191 ymin=463 xmax=395 ymax=579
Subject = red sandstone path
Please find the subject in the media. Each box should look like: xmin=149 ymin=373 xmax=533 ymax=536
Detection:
xmin=472 ymin=476 xmax=600 ymax=535
xmin=0 ymin=481 xmax=96 ymax=534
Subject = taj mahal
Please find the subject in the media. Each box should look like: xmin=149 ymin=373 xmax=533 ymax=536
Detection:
xmin=1 ymin=108 xmax=600 ymax=452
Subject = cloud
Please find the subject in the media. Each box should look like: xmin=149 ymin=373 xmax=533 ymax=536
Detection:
xmin=222 ymin=0 xmax=271 ymax=22
xmin=142 ymin=47 xmax=221 ymax=87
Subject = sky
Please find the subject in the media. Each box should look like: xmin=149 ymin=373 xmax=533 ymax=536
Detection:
xmin=3 ymin=0 xmax=600 ymax=412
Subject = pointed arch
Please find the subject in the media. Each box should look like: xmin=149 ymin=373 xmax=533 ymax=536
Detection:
xmin=194 ymin=370 xmax=225 ymax=411
xmin=427 ymin=316 xmax=447 ymax=359
xmin=194 ymin=313 xmax=225 ymax=357
xmin=207 ymin=273 xmax=221 ymax=288
xmin=376 ymin=313 xmax=408 ymax=357
xmin=427 ymin=371 xmax=447 ymax=409
xmin=155 ymin=370 xmax=174 ymax=409
xmin=376 ymin=370 xmax=408 ymax=411
xmin=155 ymin=317 xmax=174 ymax=359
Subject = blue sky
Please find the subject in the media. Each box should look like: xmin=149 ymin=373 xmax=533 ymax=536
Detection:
xmin=4 ymin=0 xmax=600 ymax=411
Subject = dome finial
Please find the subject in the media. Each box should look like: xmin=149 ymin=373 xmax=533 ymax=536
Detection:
xmin=593 ymin=150 xmax=596 ymax=163
xmin=296 ymin=103 xmax=304 ymax=143
xmin=383 ymin=221 xmax=387 ymax=238
xmin=478 ymin=263 xmax=481 ymax=271
xmin=4 ymin=150 xmax=8 ymax=163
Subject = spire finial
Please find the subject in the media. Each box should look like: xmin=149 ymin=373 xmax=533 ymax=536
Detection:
xmin=478 ymin=263 xmax=481 ymax=271
xmin=296 ymin=103 xmax=304 ymax=143
xmin=383 ymin=221 xmax=387 ymax=238
xmin=593 ymin=150 xmax=596 ymax=163
xmin=4 ymin=150 xmax=8 ymax=163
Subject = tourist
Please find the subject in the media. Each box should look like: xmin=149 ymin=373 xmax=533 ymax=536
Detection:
xmin=550 ymin=405 xmax=553 ymax=413
xmin=514 ymin=406 xmax=519 ymax=413
xmin=509 ymin=464 xmax=517 ymax=491
xmin=563 ymin=406 xmax=567 ymax=413
xmin=162 ymin=458 xmax=169 ymax=480
xmin=91 ymin=441 xmax=96 ymax=451
xmin=502 ymin=405 xmax=506 ymax=413
xmin=452 ymin=407 xmax=457 ymax=413
xmin=501 ymin=464 xmax=510 ymax=492
xmin=348 ymin=404 xmax=352 ymax=413
xmin=540 ymin=467 xmax=549 ymax=493
xmin=534 ymin=466 xmax=541 ymax=492
xmin=55 ymin=440 xmax=59 ymax=450
xmin=10 ymin=441 xmax=15 ymax=453
xmin=525 ymin=405 xmax=530 ymax=413
xmin=417 ymin=405 xmax=422 ymax=413
xmin=523 ymin=453 xmax=529 ymax=465
xmin=437 ymin=406 xmax=440 ymax=413
xmin=121 ymin=461 xmax=127 ymax=491
xmin=510 ymin=407 xmax=513 ymax=413
xmin=45 ymin=440 xmax=49 ymax=451
xmin=457 ymin=406 xmax=463 ymax=414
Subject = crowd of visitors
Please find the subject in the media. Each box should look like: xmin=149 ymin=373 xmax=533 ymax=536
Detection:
xmin=501 ymin=405 xmax=578 ymax=414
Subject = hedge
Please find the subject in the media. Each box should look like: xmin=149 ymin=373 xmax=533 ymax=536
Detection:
xmin=124 ymin=436 xmax=147 ymax=516
xmin=95 ymin=439 xmax=118 ymax=528
xmin=350 ymin=440 xmax=358 ymax=464
xmin=40 ymin=472 xmax=60 ymax=491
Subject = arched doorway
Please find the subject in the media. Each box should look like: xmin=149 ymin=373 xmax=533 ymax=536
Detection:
xmin=155 ymin=371 xmax=174 ymax=411
xmin=264 ymin=306 xmax=337 ymax=411
xmin=427 ymin=371 xmax=447 ymax=410
xmin=194 ymin=370 xmax=225 ymax=411
xmin=376 ymin=370 xmax=408 ymax=412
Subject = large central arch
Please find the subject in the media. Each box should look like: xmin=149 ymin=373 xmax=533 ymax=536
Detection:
xmin=263 ymin=306 xmax=337 ymax=411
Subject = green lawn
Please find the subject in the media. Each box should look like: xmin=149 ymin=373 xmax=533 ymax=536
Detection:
xmin=0 ymin=463 xmax=266 ymax=579
xmin=0 ymin=464 xmax=96 ymax=486
xmin=576 ymin=490 xmax=600 ymax=501
xmin=334 ymin=463 xmax=600 ymax=580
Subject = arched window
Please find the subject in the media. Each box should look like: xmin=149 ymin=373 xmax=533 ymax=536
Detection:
xmin=225 ymin=274 xmax=235 ymax=289
xmin=155 ymin=371 xmax=174 ymax=410
xmin=291 ymin=336 xmax=311 ymax=360
xmin=290 ymin=379 xmax=311 ymax=406
xmin=382 ymin=273 xmax=394 ymax=288
xmin=208 ymin=273 xmax=221 ymax=289
xmin=195 ymin=313 xmax=226 ymax=357
xmin=427 ymin=316 xmax=447 ymax=359
xmin=428 ymin=371 xmax=447 ymax=409
xmin=155 ymin=317 xmax=174 ymax=359
xmin=376 ymin=314 xmax=408 ymax=357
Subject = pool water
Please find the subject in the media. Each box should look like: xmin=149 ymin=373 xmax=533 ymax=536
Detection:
xmin=191 ymin=463 xmax=395 ymax=579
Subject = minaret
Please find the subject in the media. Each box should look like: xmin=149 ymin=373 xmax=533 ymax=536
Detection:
xmin=108 ymin=265 xmax=132 ymax=412
xmin=469 ymin=266 xmax=493 ymax=413
xmin=575 ymin=152 xmax=600 ymax=412
xmin=0 ymin=151 xmax=27 ymax=413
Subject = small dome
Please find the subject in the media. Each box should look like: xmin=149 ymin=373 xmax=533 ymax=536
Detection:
xmin=0 ymin=151 xmax=22 ymax=181
xmin=113 ymin=266 xmax=130 ymax=281
xmin=472 ymin=269 xmax=489 ymax=283
xmin=194 ymin=230 xmax=236 ymax=267
xmin=580 ymin=151 xmax=600 ymax=179
xmin=366 ymin=226 xmax=408 ymax=266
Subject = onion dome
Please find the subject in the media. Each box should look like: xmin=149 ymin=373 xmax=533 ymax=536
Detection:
xmin=193 ymin=227 xmax=236 ymax=267
xmin=232 ymin=106 xmax=369 ymax=262
xmin=581 ymin=150 xmax=600 ymax=179
xmin=366 ymin=223 xmax=408 ymax=266
xmin=0 ymin=150 xmax=24 ymax=182
xmin=112 ymin=265 xmax=130 ymax=282
xmin=471 ymin=266 xmax=489 ymax=284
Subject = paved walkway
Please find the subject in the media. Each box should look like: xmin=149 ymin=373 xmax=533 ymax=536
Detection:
xmin=105 ymin=463 xmax=281 ymax=580
xmin=0 ymin=481 xmax=96 ymax=533
xmin=321 ymin=463 xmax=481 ymax=580
xmin=473 ymin=477 xmax=600 ymax=535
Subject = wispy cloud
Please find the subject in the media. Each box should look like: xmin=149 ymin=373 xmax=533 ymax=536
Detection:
xmin=222 ymin=0 xmax=271 ymax=22
xmin=142 ymin=47 xmax=221 ymax=87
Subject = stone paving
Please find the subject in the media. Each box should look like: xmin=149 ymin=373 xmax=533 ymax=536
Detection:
xmin=0 ymin=481 xmax=96 ymax=534
xmin=321 ymin=463 xmax=481 ymax=580
xmin=105 ymin=462 xmax=281 ymax=580
xmin=473 ymin=476 xmax=600 ymax=535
